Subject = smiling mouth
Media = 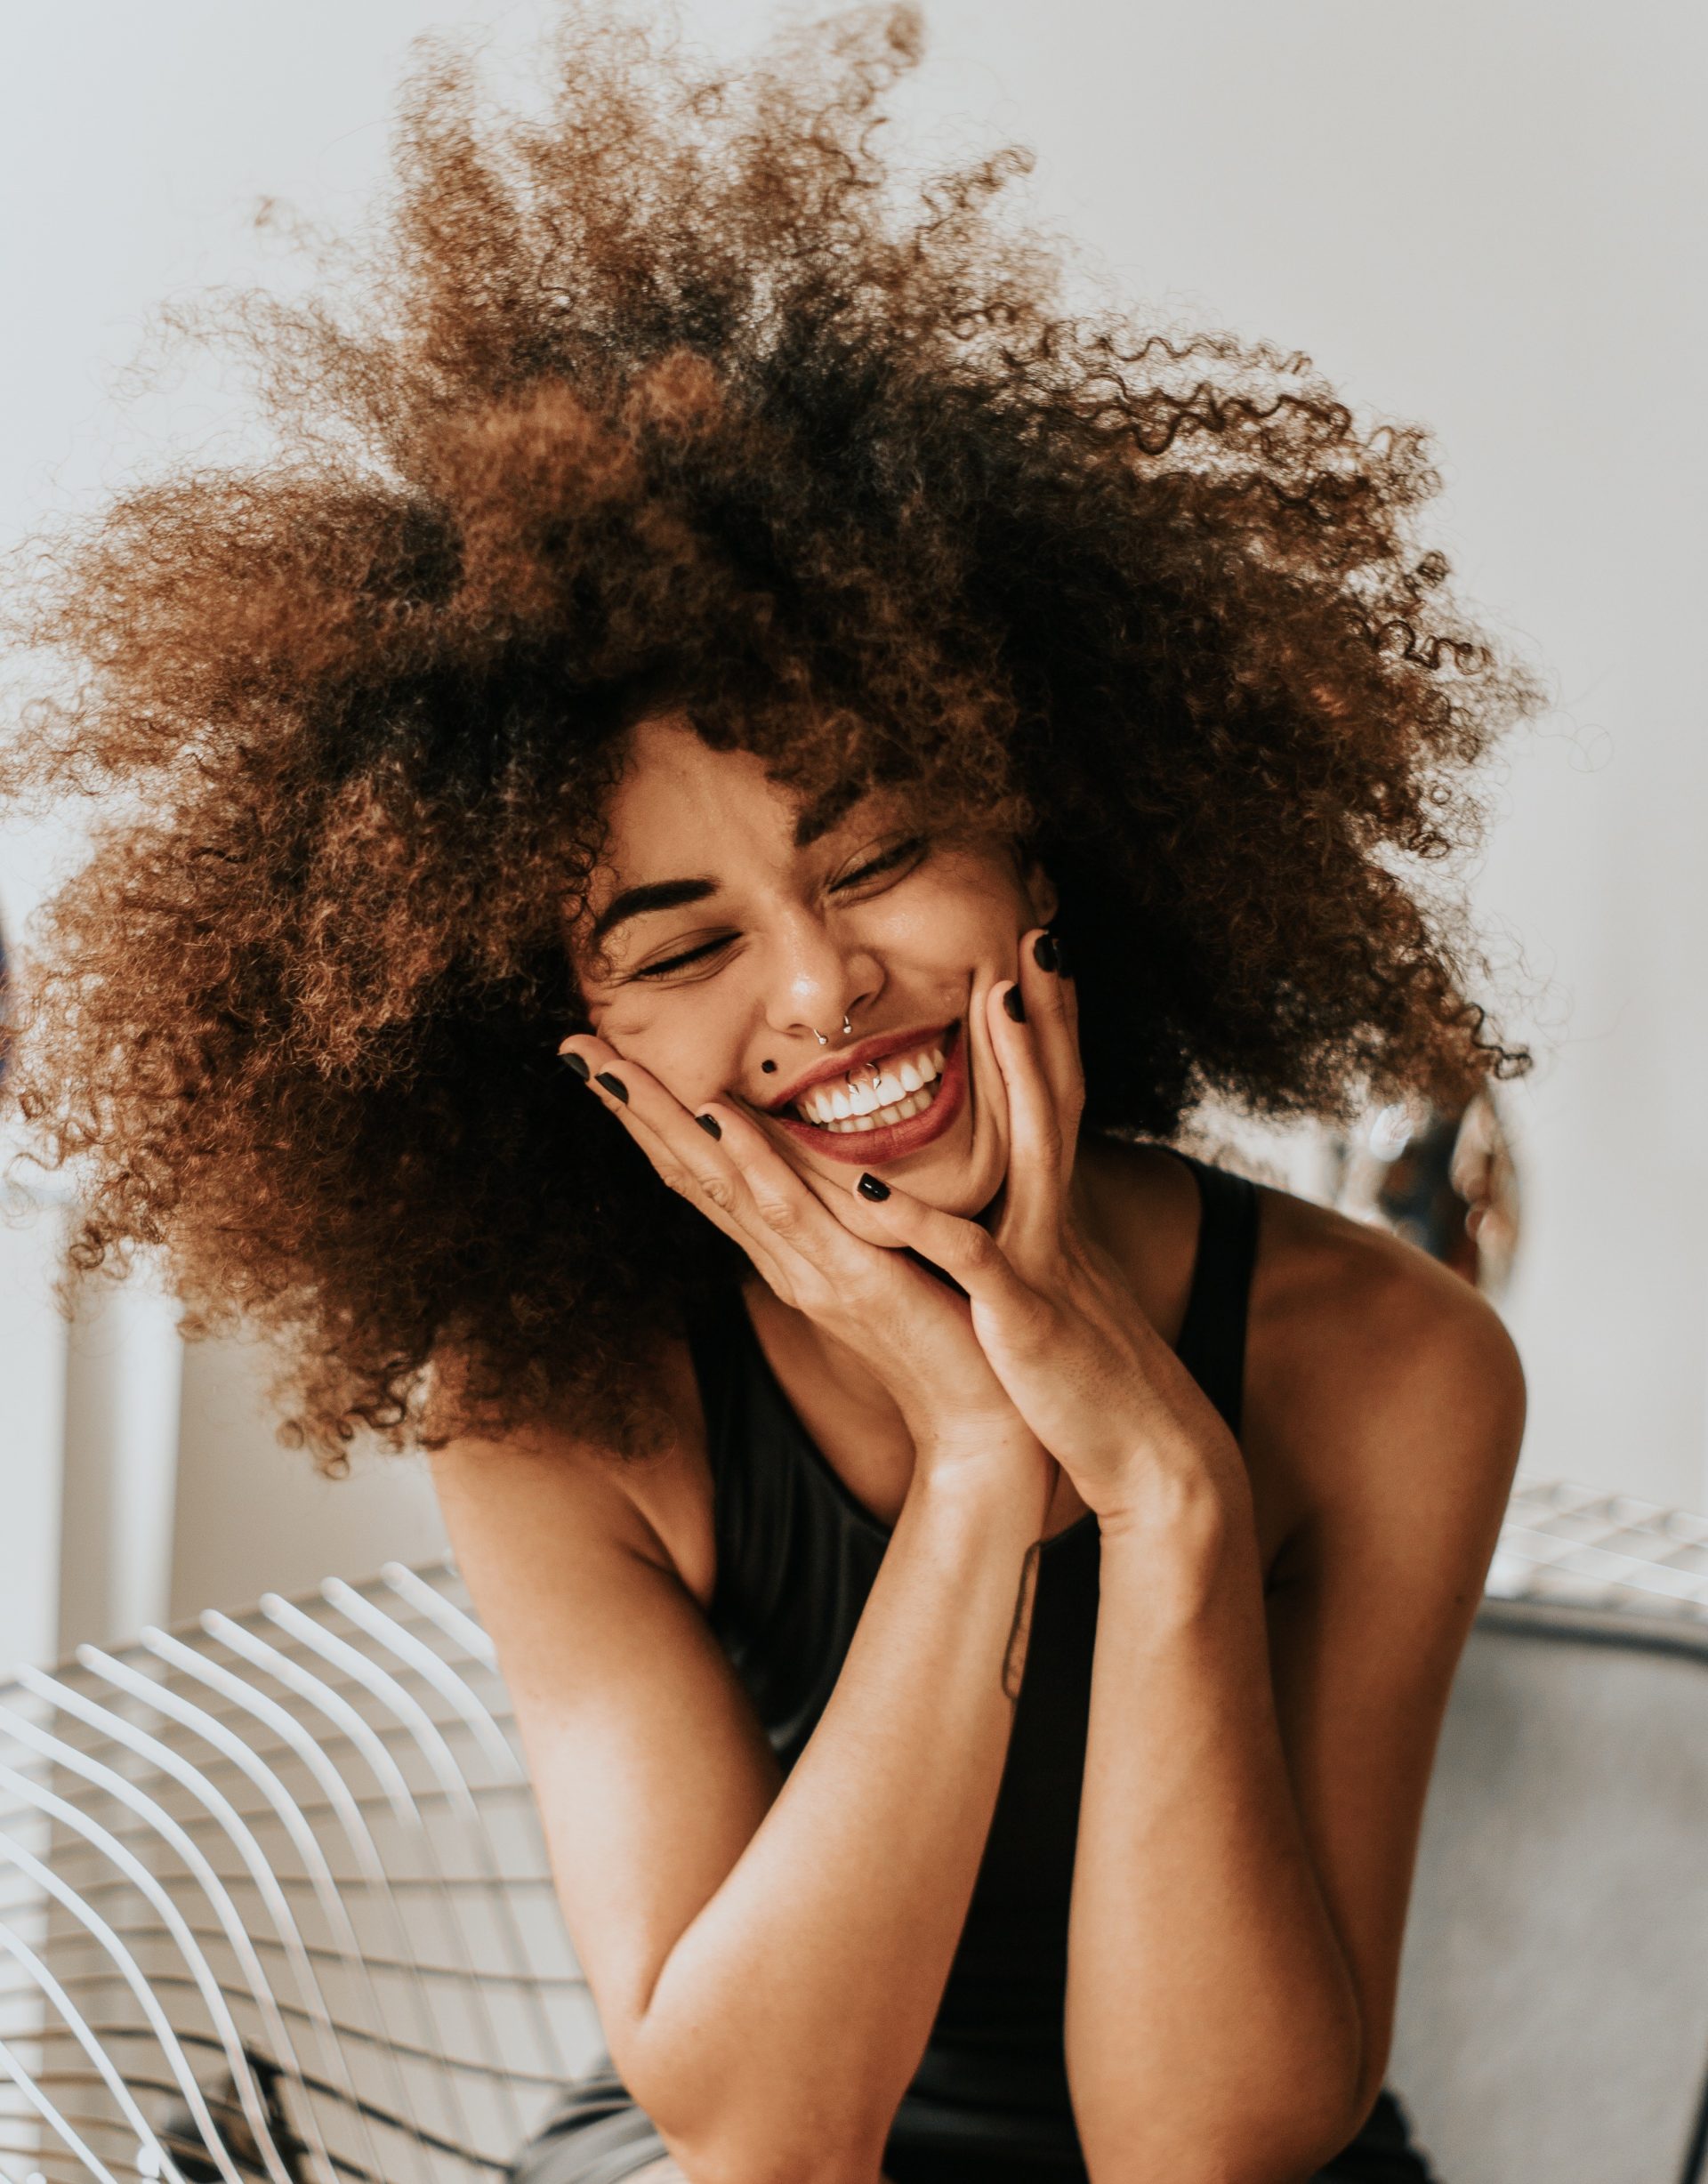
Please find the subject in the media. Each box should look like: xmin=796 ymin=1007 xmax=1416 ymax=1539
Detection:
xmin=781 ymin=1027 xmax=955 ymax=1132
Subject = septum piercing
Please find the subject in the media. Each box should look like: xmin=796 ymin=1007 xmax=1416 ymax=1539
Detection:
xmin=811 ymin=1013 xmax=855 ymax=1046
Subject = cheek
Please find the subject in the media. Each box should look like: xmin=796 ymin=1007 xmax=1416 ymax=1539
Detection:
xmin=589 ymin=988 xmax=743 ymax=1106
xmin=874 ymin=859 xmax=1023 ymax=968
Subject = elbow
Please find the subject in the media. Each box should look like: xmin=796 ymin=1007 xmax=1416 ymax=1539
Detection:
xmin=1087 ymin=2110 xmax=1361 ymax=2184
xmin=1233 ymin=2025 xmax=1374 ymax=2184
xmin=1228 ymin=2075 xmax=1380 ymax=2184
xmin=647 ymin=2092 xmax=891 ymax=2184
xmin=688 ymin=2140 xmax=890 ymax=2184
xmin=619 ymin=2003 xmax=893 ymax=2184
xmin=1080 ymin=2033 xmax=1368 ymax=2184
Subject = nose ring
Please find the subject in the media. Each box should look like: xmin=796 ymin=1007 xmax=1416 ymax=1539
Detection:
xmin=812 ymin=1013 xmax=855 ymax=1045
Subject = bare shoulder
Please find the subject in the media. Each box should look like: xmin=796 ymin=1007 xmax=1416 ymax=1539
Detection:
xmin=428 ymin=1331 xmax=718 ymax=1613
xmin=424 ymin=1347 xmax=781 ymax=2117
xmin=616 ymin=1333 xmax=720 ymax=1612
xmin=1244 ymin=1179 xmax=1528 ymax=1588
xmin=1067 ymin=1135 xmax=1524 ymax=1584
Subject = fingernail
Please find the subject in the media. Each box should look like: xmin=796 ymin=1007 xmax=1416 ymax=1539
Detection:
xmin=695 ymin=1112 xmax=721 ymax=1139
xmin=1003 ymin=983 xmax=1027 ymax=1023
xmin=594 ymin=1071 xmax=629 ymax=1103
xmin=857 ymin=1173 xmax=890 ymax=1201
xmin=1033 ymin=931 xmax=1059 ymax=975
xmin=561 ymin=1051 xmax=592 ymax=1081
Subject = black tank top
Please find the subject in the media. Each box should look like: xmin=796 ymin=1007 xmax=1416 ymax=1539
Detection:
xmin=683 ymin=1149 xmax=1430 ymax=2184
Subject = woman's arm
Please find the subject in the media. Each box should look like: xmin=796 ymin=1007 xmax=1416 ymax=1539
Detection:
xmin=434 ymin=1398 xmax=1052 ymax=2184
xmin=1066 ymin=1477 xmax=1361 ymax=2182
xmin=552 ymin=1020 xmax=1062 ymax=2184
xmin=1063 ymin=1221 xmax=1527 ymax=2184
xmin=836 ymin=934 xmax=1524 ymax=2180
xmin=636 ymin=1457 xmax=1050 ymax=2184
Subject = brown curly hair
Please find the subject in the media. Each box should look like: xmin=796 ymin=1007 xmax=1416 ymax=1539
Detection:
xmin=0 ymin=3 xmax=1541 ymax=1471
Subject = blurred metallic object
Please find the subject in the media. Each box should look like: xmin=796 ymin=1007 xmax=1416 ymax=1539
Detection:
xmin=1329 ymin=1086 xmax=1521 ymax=1294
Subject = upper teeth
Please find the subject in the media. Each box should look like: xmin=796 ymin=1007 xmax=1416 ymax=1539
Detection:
xmin=796 ymin=1042 xmax=947 ymax=1130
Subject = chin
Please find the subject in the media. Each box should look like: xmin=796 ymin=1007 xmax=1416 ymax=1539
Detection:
xmin=884 ymin=1142 xmax=1007 ymax=1224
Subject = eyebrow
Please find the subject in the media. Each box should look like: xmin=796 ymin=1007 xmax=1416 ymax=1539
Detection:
xmin=584 ymin=794 xmax=882 ymax=948
xmin=587 ymin=876 xmax=721 ymax=947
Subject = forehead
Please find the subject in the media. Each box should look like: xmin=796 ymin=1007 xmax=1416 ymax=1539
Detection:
xmin=600 ymin=714 xmax=800 ymax=872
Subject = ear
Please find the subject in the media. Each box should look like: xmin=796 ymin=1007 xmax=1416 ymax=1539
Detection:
xmin=1017 ymin=848 xmax=1059 ymax=929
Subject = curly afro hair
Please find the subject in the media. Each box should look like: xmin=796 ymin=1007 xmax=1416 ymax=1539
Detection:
xmin=0 ymin=3 xmax=1541 ymax=1471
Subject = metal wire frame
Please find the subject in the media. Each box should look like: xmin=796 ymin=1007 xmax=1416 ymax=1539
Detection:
xmin=0 ymin=1561 xmax=599 ymax=2184
xmin=0 ymin=1477 xmax=1702 ymax=2183
xmin=1490 ymin=1474 xmax=1708 ymax=1624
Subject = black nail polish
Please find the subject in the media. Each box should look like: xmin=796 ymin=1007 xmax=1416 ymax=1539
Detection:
xmin=1034 ymin=931 xmax=1059 ymax=975
xmin=1053 ymin=931 xmax=1072 ymax=978
xmin=594 ymin=1071 xmax=629 ymax=1103
xmin=695 ymin=1112 xmax=721 ymax=1139
xmin=857 ymin=1173 xmax=890 ymax=1202
xmin=561 ymin=1051 xmax=592 ymax=1081
xmin=1003 ymin=984 xmax=1027 ymax=1023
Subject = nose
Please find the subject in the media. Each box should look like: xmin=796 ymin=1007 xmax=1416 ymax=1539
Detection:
xmin=761 ymin=904 xmax=879 ymax=1044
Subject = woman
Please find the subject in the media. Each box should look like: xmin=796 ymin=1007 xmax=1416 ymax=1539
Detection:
xmin=2 ymin=7 xmax=1535 ymax=2180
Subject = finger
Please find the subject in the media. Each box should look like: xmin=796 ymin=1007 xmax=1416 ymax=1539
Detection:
xmin=984 ymin=956 xmax=1067 ymax=1268
xmin=843 ymin=1168 xmax=1049 ymax=1334
xmin=560 ymin=1036 xmax=788 ymax=1283
xmin=792 ymin=1155 xmax=922 ymax=1251
xmin=1021 ymin=924 xmax=1084 ymax=1184
xmin=560 ymin=1036 xmax=878 ymax=1301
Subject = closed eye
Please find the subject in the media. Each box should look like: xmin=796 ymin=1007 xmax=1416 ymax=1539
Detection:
xmin=627 ymin=835 xmax=929 ymax=981
xmin=630 ymin=935 xmax=732 ymax=979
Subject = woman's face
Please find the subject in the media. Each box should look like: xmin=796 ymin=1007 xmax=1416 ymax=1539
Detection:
xmin=570 ymin=714 xmax=1057 ymax=1218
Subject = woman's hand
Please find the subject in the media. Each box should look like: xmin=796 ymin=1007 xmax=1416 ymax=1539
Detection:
xmin=556 ymin=1029 xmax=1058 ymax=1520
xmin=841 ymin=930 xmax=1251 ymax=1536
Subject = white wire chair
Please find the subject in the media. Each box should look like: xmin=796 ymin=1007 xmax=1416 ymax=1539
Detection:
xmin=0 ymin=1560 xmax=599 ymax=2184
xmin=0 ymin=1476 xmax=1704 ymax=2184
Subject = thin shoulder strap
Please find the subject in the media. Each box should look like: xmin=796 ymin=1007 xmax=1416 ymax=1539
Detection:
xmin=1167 ymin=1149 xmax=1261 ymax=1439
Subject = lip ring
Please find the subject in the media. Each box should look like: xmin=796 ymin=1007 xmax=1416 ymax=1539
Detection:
xmin=766 ymin=1020 xmax=969 ymax=1168
xmin=761 ymin=1019 xmax=958 ymax=1116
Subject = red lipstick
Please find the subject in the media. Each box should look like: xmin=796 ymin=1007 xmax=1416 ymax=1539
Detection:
xmin=763 ymin=1021 xmax=970 ymax=1168
xmin=761 ymin=1019 xmax=957 ymax=1115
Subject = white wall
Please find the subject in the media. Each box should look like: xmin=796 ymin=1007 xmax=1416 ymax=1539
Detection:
xmin=167 ymin=1332 xmax=449 ymax=1624
xmin=0 ymin=1185 xmax=71 ymax=1668
xmin=2 ymin=0 xmax=1703 ymax=1660
xmin=900 ymin=0 xmax=1708 ymax=1515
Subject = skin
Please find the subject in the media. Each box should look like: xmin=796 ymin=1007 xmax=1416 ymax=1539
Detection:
xmin=566 ymin=715 xmax=1243 ymax=1527
xmin=552 ymin=713 xmax=1528 ymax=2180
xmin=572 ymin=715 xmax=1046 ymax=1227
